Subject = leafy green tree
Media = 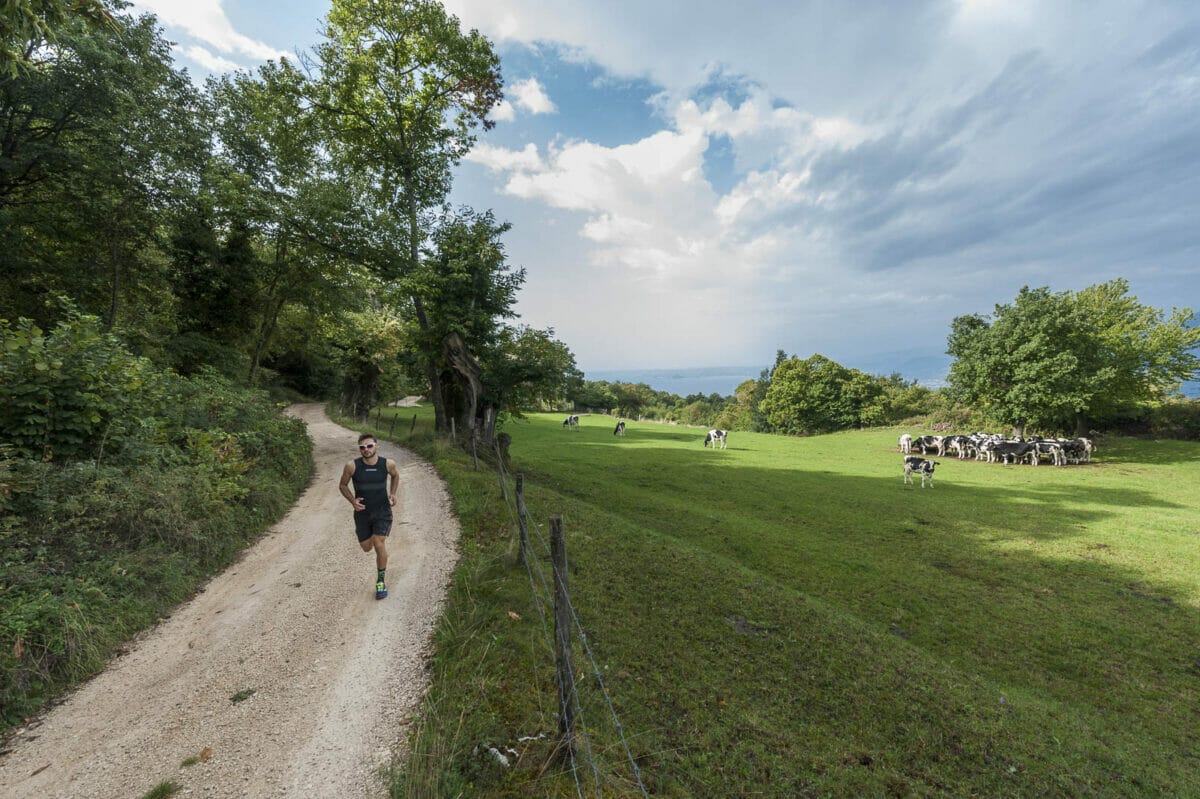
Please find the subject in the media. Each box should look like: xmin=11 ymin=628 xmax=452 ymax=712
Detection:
xmin=569 ymin=380 xmax=618 ymax=412
xmin=760 ymin=354 xmax=882 ymax=434
xmin=206 ymin=60 xmax=364 ymax=386
xmin=0 ymin=6 xmax=205 ymax=346
xmin=0 ymin=0 xmax=112 ymax=77
xmin=308 ymin=0 xmax=502 ymax=431
xmin=946 ymin=281 xmax=1200 ymax=435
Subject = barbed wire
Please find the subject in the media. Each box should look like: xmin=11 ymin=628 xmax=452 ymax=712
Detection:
xmin=528 ymin=523 xmax=650 ymax=799
xmin=495 ymin=466 xmax=599 ymax=797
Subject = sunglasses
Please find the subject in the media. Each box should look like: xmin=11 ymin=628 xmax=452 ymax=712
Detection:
xmin=358 ymin=443 xmax=376 ymax=450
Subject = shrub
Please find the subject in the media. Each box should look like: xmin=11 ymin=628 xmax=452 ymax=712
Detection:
xmin=0 ymin=322 xmax=312 ymax=727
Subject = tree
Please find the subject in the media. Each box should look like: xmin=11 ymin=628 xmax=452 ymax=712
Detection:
xmin=0 ymin=0 xmax=112 ymax=77
xmin=308 ymin=0 xmax=502 ymax=431
xmin=206 ymin=59 xmax=362 ymax=386
xmin=0 ymin=7 xmax=205 ymax=346
xmin=760 ymin=354 xmax=882 ymax=434
xmin=946 ymin=280 xmax=1200 ymax=435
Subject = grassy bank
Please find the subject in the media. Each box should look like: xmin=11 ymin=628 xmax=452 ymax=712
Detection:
xmin=0 ymin=386 xmax=313 ymax=729
xmin=351 ymin=406 xmax=1200 ymax=797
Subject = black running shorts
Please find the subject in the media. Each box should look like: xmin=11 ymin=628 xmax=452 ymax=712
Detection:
xmin=354 ymin=512 xmax=392 ymax=542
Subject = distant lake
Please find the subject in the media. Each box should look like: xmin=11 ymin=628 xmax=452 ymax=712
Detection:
xmin=585 ymin=366 xmax=765 ymax=398
xmin=586 ymin=367 xmax=1200 ymax=400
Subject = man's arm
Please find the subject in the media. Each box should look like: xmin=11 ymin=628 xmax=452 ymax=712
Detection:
xmin=387 ymin=459 xmax=400 ymax=507
xmin=339 ymin=461 xmax=365 ymax=511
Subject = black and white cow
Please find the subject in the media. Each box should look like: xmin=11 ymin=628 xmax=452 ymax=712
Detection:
xmin=562 ymin=414 xmax=580 ymax=430
xmin=988 ymin=440 xmax=1036 ymax=465
xmin=613 ymin=420 xmax=626 ymax=436
xmin=903 ymin=455 xmax=938 ymax=488
xmin=913 ymin=435 xmax=943 ymax=455
xmin=704 ymin=429 xmax=728 ymax=449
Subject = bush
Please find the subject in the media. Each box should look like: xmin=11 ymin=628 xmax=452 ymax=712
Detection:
xmin=0 ymin=321 xmax=312 ymax=727
xmin=1146 ymin=399 xmax=1200 ymax=440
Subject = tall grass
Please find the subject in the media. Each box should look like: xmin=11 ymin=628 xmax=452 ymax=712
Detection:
xmin=360 ymin=408 xmax=1200 ymax=797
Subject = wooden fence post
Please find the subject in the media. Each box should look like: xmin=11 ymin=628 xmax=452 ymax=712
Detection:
xmin=389 ymin=415 xmax=397 ymax=436
xmin=516 ymin=474 xmax=529 ymax=566
xmin=410 ymin=414 xmax=417 ymax=435
xmin=471 ymin=433 xmax=479 ymax=471
xmin=450 ymin=417 xmax=456 ymax=442
xmin=551 ymin=516 xmax=575 ymax=761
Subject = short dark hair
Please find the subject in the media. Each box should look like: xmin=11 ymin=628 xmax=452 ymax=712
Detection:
xmin=357 ymin=433 xmax=376 ymax=444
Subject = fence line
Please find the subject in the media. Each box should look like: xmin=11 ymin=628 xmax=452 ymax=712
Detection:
xmin=504 ymin=470 xmax=650 ymax=798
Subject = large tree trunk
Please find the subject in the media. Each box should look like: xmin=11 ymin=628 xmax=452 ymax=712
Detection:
xmin=412 ymin=296 xmax=448 ymax=432
xmin=1074 ymin=411 xmax=1089 ymax=437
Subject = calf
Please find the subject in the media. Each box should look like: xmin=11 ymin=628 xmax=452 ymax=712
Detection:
xmin=613 ymin=420 xmax=626 ymax=436
xmin=903 ymin=456 xmax=938 ymax=488
xmin=562 ymin=414 xmax=580 ymax=430
xmin=704 ymin=429 xmax=728 ymax=449
xmin=898 ymin=433 xmax=913 ymax=454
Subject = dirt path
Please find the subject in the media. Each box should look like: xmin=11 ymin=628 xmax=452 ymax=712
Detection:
xmin=0 ymin=404 xmax=460 ymax=799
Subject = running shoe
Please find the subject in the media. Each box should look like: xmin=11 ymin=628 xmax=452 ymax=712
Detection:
xmin=375 ymin=580 xmax=388 ymax=600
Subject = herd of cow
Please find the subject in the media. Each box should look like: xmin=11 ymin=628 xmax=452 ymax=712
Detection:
xmin=561 ymin=416 xmax=1096 ymax=490
xmin=899 ymin=431 xmax=1097 ymax=489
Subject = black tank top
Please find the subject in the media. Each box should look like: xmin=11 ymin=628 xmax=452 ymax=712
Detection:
xmin=352 ymin=456 xmax=390 ymax=517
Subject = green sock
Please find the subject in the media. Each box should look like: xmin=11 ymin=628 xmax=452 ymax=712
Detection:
xmin=377 ymin=569 xmax=385 ymax=583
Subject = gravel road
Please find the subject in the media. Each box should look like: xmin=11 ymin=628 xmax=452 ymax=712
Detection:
xmin=0 ymin=404 xmax=460 ymax=799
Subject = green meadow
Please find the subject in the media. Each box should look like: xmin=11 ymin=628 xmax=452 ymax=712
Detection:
xmin=369 ymin=408 xmax=1200 ymax=798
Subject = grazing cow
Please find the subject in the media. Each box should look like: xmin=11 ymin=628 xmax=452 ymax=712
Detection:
xmin=562 ymin=414 xmax=580 ymax=430
xmin=704 ymin=429 xmax=728 ymax=449
xmin=613 ymin=420 xmax=626 ymax=436
xmin=898 ymin=433 xmax=913 ymax=454
xmin=913 ymin=435 xmax=943 ymax=455
xmin=903 ymin=456 xmax=939 ymax=488
xmin=990 ymin=440 xmax=1036 ymax=465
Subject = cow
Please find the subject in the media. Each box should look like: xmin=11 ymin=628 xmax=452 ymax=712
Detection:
xmin=562 ymin=414 xmax=580 ymax=430
xmin=613 ymin=420 xmax=626 ymax=436
xmin=903 ymin=456 xmax=938 ymax=488
xmin=989 ymin=440 xmax=1036 ymax=465
xmin=913 ymin=435 xmax=943 ymax=455
xmin=898 ymin=433 xmax=913 ymax=454
xmin=704 ymin=429 xmax=728 ymax=449
xmin=1032 ymin=440 xmax=1065 ymax=466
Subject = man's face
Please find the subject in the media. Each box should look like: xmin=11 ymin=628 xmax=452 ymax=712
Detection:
xmin=358 ymin=440 xmax=377 ymax=458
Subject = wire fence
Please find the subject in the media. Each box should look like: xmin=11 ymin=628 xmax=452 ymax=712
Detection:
xmin=492 ymin=450 xmax=650 ymax=798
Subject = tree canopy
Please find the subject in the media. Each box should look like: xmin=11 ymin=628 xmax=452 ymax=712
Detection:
xmin=946 ymin=280 xmax=1200 ymax=435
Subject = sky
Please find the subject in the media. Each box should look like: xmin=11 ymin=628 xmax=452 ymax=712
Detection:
xmin=133 ymin=0 xmax=1200 ymax=382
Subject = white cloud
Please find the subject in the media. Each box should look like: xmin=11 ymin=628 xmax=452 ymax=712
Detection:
xmin=490 ymin=100 xmax=516 ymax=122
xmin=179 ymin=44 xmax=244 ymax=73
xmin=134 ymin=0 xmax=287 ymax=61
xmin=466 ymin=142 xmax=543 ymax=173
xmin=509 ymin=77 xmax=556 ymax=114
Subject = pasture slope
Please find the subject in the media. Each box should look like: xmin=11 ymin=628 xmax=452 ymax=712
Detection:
xmin=390 ymin=408 xmax=1200 ymax=798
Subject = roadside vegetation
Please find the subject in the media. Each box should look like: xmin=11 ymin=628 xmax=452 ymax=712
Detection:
xmin=364 ymin=404 xmax=1200 ymax=797
xmin=0 ymin=315 xmax=312 ymax=727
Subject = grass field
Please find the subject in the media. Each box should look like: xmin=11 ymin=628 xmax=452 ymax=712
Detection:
xmin=362 ymin=407 xmax=1200 ymax=798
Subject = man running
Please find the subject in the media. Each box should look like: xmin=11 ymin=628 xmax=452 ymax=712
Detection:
xmin=339 ymin=433 xmax=401 ymax=599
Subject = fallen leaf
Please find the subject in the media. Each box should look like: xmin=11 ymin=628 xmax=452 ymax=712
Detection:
xmin=507 ymin=611 xmax=521 ymax=621
xmin=13 ymin=637 xmax=23 ymax=659
xmin=199 ymin=747 xmax=212 ymax=762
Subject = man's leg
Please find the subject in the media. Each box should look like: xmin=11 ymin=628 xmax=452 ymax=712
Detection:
xmin=372 ymin=535 xmax=388 ymax=571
